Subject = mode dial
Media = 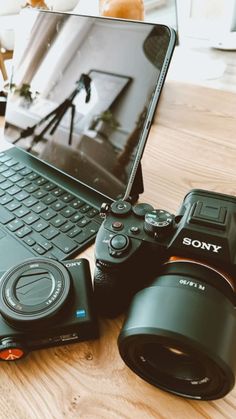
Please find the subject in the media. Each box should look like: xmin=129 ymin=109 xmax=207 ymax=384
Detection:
xmin=144 ymin=210 xmax=174 ymax=238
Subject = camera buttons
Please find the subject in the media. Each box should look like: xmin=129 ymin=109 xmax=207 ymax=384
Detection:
xmin=109 ymin=234 xmax=130 ymax=257
xmin=133 ymin=203 xmax=154 ymax=217
xmin=112 ymin=221 xmax=124 ymax=231
xmin=110 ymin=201 xmax=132 ymax=216
xmin=0 ymin=338 xmax=27 ymax=361
xmin=130 ymin=226 xmax=140 ymax=235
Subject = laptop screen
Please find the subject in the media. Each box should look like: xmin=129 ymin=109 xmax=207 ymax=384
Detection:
xmin=4 ymin=10 xmax=173 ymax=200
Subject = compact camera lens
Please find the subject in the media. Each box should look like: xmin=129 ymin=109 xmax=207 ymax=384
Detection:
xmin=0 ymin=258 xmax=71 ymax=328
xmin=118 ymin=260 xmax=236 ymax=400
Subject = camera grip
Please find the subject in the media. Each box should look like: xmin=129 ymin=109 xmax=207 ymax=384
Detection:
xmin=94 ymin=266 xmax=133 ymax=317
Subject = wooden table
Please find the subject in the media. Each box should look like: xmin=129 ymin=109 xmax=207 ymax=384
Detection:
xmin=0 ymin=81 xmax=236 ymax=418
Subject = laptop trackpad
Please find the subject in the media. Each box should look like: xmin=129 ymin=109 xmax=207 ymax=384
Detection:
xmin=0 ymin=227 xmax=35 ymax=272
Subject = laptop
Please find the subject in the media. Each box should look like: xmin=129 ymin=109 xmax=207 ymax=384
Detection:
xmin=0 ymin=9 xmax=176 ymax=271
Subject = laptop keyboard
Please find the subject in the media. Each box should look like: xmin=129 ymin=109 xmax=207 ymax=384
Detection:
xmin=0 ymin=152 xmax=102 ymax=260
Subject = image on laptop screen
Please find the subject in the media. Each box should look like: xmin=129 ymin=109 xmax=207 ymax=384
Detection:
xmin=4 ymin=10 xmax=174 ymax=201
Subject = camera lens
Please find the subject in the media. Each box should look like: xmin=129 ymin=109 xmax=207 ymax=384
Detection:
xmin=0 ymin=258 xmax=71 ymax=328
xmin=118 ymin=259 xmax=236 ymax=400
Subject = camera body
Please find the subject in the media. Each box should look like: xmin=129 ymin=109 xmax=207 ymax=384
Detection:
xmin=94 ymin=189 xmax=236 ymax=400
xmin=94 ymin=189 xmax=236 ymax=316
xmin=0 ymin=258 xmax=98 ymax=361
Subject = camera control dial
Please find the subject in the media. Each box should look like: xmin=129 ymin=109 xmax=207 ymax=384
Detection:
xmin=110 ymin=201 xmax=132 ymax=216
xmin=109 ymin=234 xmax=130 ymax=257
xmin=144 ymin=210 xmax=174 ymax=237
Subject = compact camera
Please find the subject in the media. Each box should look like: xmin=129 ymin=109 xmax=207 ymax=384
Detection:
xmin=94 ymin=189 xmax=236 ymax=400
xmin=0 ymin=258 xmax=98 ymax=361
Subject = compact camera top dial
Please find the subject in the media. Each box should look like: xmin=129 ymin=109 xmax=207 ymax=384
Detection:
xmin=144 ymin=210 xmax=174 ymax=237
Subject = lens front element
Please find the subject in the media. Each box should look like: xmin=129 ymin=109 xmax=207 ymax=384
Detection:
xmin=0 ymin=258 xmax=71 ymax=327
xmin=118 ymin=262 xmax=236 ymax=400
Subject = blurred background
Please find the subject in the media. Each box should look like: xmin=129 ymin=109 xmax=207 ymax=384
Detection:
xmin=0 ymin=0 xmax=236 ymax=95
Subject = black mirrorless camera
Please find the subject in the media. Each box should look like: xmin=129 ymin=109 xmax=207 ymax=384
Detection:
xmin=94 ymin=189 xmax=236 ymax=400
xmin=0 ymin=258 xmax=98 ymax=361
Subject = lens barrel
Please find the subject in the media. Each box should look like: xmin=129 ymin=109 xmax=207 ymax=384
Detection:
xmin=0 ymin=258 xmax=71 ymax=328
xmin=118 ymin=261 xmax=236 ymax=400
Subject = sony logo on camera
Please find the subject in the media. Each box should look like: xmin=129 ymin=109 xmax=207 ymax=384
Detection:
xmin=182 ymin=237 xmax=222 ymax=253
xmin=65 ymin=261 xmax=81 ymax=268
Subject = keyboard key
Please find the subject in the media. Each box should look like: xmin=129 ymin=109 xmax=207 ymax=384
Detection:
xmin=32 ymin=220 xmax=49 ymax=232
xmin=70 ymin=213 xmax=83 ymax=223
xmin=52 ymin=188 xmax=64 ymax=197
xmin=0 ymin=165 xmax=8 ymax=173
xmin=41 ymin=208 xmax=57 ymax=221
xmin=60 ymin=221 xmax=74 ymax=233
xmin=23 ymin=196 xmax=38 ymax=207
xmin=23 ymin=235 xmax=36 ymax=246
xmin=42 ymin=226 xmax=59 ymax=240
xmin=7 ymin=185 xmax=21 ymax=196
xmin=87 ymin=208 xmax=99 ymax=218
xmin=70 ymin=198 xmax=85 ymax=209
xmin=17 ymin=179 xmax=31 ymax=188
xmin=5 ymin=200 xmax=21 ymax=211
xmin=44 ymin=182 xmax=56 ymax=191
xmin=52 ymin=234 xmax=77 ymax=254
xmin=25 ymin=184 xmax=39 ymax=193
xmin=33 ymin=189 xmax=48 ymax=199
xmin=51 ymin=201 xmax=66 ymax=211
xmin=67 ymin=226 xmax=82 ymax=238
xmin=78 ymin=218 xmax=91 ymax=228
xmin=79 ymin=204 xmax=92 ymax=214
xmin=2 ymin=169 xmax=15 ymax=178
xmin=35 ymin=177 xmax=47 ymax=186
xmin=0 ymin=189 xmax=4 ymax=197
xmin=20 ymin=168 xmax=32 ymax=176
xmin=15 ymin=191 xmax=30 ymax=201
xmin=7 ymin=219 xmax=24 ymax=232
xmin=9 ymin=174 xmax=23 ymax=183
xmin=0 ymin=194 xmax=13 ymax=205
xmin=14 ymin=207 xmax=30 ymax=218
xmin=31 ymin=202 xmax=47 ymax=214
xmin=42 ymin=194 xmax=56 ymax=205
xmin=49 ymin=247 xmax=67 ymax=260
xmin=27 ymin=172 xmax=39 ymax=180
xmin=51 ymin=215 xmax=67 ymax=228
xmin=16 ymin=226 xmax=32 ymax=238
xmin=73 ymin=221 xmax=99 ymax=244
xmin=60 ymin=207 xmax=76 ymax=218
xmin=33 ymin=244 xmax=46 ymax=255
xmin=0 ymin=180 xmax=13 ymax=190
xmin=0 ymin=154 xmax=11 ymax=163
xmin=61 ymin=193 xmax=74 ymax=203
xmin=5 ymin=159 xmax=18 ymax=168
xmin=14 ymin=163 xmax=25 ymax=172
xmin=36 ymin=238 xmax=52 ymax=251
xmin=23 ymin=213 xmax=39 ymax=225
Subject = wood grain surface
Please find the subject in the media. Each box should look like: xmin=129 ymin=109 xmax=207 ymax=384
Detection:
xmin=0 ymin=81 xmax=236 ymax=418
